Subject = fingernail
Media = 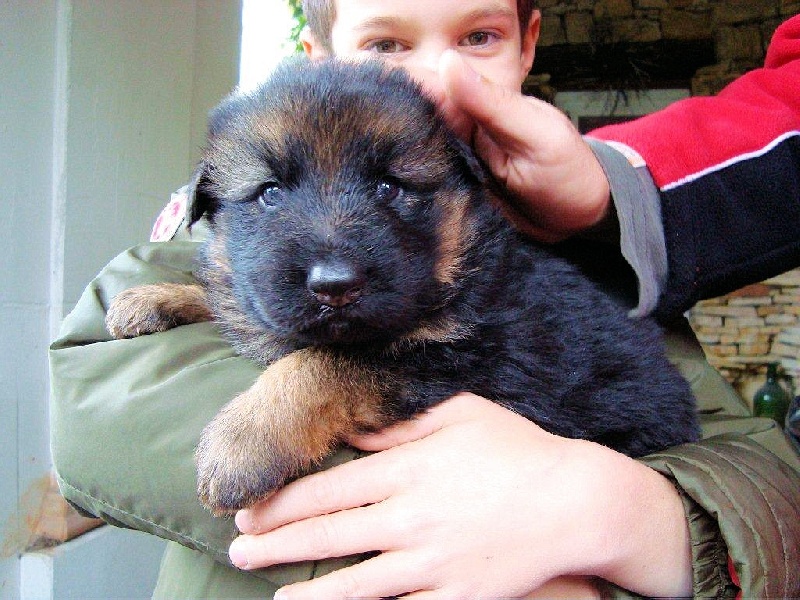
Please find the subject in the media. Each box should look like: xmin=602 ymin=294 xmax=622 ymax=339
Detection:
xmin=235 ymin=509 xmax=254 ymax=533
xmin=228 ymin=540 xmax=249 ymax=569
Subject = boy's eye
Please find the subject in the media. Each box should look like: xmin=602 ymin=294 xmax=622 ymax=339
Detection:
xmin=461 ymin=31 xmax=496 ymax=47
xmin=367 ymin=39 xmax=406 ymax=54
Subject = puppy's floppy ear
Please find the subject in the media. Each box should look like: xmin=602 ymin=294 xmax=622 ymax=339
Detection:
xmin=187 ymin=88 xmax=249 ymax=229
xmin=187 ymin=161 xmax=217 ymax=229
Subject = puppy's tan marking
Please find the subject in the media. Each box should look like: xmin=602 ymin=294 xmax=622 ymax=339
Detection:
xmin=105 ymin=283 xmax=212 ymax=338
xmin=394 ymin=316 xmax=473 ymax=351
xmin=434 ymin=190 xmax=473 ymax=285
xmin=195 ymin=347 xmax=393 ymax=513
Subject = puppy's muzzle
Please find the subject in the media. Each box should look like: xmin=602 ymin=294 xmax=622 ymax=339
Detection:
xmin=307 ymin=261 xmax=365 ymax=308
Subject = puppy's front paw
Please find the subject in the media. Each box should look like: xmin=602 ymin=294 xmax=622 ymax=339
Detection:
xmin=106 ymin=283 xmax=211 ymax=338
xmin=195 ymin=349 xmax=387 ymax=515
xmin=195 ymin=397 xmax=295 ymax=515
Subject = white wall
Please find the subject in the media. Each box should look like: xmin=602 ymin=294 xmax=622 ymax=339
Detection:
xmin=20 ymin=528 xmax=167 ymax=600
xmin=61 ymin=0 xmax=242 ymax=309
xmin=0 ymin=1 xmax=241 ymax=597
xmin=1 ymin=2 xmax=60 ymax=595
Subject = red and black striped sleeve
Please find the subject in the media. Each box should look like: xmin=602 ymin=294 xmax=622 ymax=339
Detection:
xmin=589 ymin=15 xmax=800 ymax=321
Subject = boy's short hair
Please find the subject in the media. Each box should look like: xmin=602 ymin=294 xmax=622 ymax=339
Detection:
xmin=302 ymin=0 xmax=537 ymax=55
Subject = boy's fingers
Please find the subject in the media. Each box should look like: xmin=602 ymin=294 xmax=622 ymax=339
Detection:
xmin=440 ymin=49 xmax=579 ymax=155
xmin=234 ymin=395 xmax=494 ymax=535
xmin=274 ymin=550 xmax=430 ymax=600
xmin=346 ymin=392 xmax=490 ymax=451
xmin=346 ymin=410 xmax=445 ymax=451
xmin=231 ymin=504 xmax=400 ymax=569
xmin=234 ymin=451 xmax=402 ymax=534
xmin=439 ymin=50 xmax=537 ymax=145
xmin=438 ymin=50 xmax=611 ymax=240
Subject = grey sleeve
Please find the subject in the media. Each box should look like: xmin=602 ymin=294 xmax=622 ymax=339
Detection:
xmin=584 ymin=138 xmax=668 ymax=318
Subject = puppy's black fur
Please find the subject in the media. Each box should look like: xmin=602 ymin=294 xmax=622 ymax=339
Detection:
xmin=108 ymin=57 xmax=699 ymax=513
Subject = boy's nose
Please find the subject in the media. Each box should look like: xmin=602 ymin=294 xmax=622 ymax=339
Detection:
xmin=402 ymin=42 xmax=445 ymax=91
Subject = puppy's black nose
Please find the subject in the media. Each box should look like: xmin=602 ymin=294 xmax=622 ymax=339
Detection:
xmin=307 ymin=262 xmax=364 ymax=307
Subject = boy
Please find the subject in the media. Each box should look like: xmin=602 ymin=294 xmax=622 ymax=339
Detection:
xmin=50 ymin=2 xmax=800 ymax=598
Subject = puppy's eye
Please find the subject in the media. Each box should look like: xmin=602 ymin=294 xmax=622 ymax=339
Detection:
xmin=375 ymin=181 xmax=402 ymax=203
xmin=257 ymin=184 xmax=283 ymax=211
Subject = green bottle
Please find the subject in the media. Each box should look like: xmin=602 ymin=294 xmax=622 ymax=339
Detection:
xmin=753 ymin=362 xmax=790 ymax=424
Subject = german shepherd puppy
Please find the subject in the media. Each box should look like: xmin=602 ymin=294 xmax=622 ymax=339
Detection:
xmin=106 ymin=57 xmax=699 ymax=515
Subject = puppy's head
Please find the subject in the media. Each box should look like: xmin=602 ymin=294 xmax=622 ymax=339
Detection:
xmin=191 ymin=57 xmax=486 ymax=347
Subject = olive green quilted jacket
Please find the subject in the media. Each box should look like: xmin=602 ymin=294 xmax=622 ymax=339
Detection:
xmin=50 ymin=241 xmax=800 ymax=598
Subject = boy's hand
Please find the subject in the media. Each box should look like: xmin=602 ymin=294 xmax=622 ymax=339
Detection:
xmin=437 ymin=50 xmax=611 ymax=243
xmin=228 ymin=393 xmax=692 ymax=599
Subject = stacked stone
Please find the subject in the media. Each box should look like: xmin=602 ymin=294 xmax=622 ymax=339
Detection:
xmin=774 ymin=327 xmax=800 ymax=383
xmin=688 ymin=268 xmax=800 ymax=390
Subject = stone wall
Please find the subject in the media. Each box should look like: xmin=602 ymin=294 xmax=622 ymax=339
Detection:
xmin=689 ymin=272 xmax=800 ymax=399
xmin=534 ymin=0 xmax=799 ymax=94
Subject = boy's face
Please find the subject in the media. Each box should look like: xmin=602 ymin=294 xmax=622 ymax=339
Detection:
xmin=303 ymin=0 xmax=539 ymax=94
